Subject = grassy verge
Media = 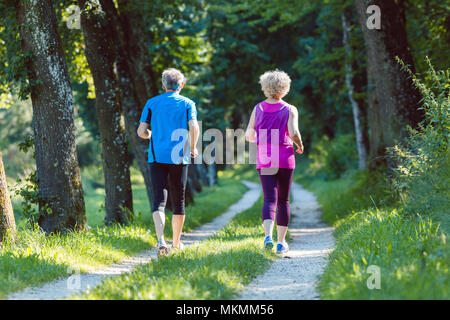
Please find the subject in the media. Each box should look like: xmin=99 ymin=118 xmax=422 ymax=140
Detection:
xmin=75 ymin=196 xmax=277 ymax=300
xmin=0 ymin=165 xmax=247 ymax=299
xmin=300 ymin=170 xmax=449 ymax=299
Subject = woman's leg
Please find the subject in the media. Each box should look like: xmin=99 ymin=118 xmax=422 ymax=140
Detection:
xmin=275 ymin=169 xmax=294 ymax=243
xmin=258 ymin=170 xmax=278 ymax=238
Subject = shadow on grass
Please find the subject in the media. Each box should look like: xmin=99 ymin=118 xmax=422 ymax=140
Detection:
xmin=0 ymin=253 xmax=69 ymax=298
xmin=85 ymin=244 xmax=273 ymax=300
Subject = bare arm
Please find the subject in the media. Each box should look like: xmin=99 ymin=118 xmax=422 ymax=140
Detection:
xmin=137 ymin=122 xmax=152 ymax=140
xmin=189 ymin=119 xmax=200 ymax=157
xmin=287 ymin=105 xmax=304 ymax=154
xmin=245 ymin=107 xmax=257 ymax=143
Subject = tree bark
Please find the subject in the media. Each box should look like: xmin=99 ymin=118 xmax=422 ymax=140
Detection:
xmin=354 ymin=0 xmax=423 ymax=171
xmin=17 ymin=0 xmax=87 ymax=233
xmin=79 ymin=0 xmax=133 ymax=225
xmin=0 ymin=151 xmax=16 ymax=242
xmin=116 ymin=0 xmax=160 ymax=105
xmin=114 ymin=0 xmax=210 ymax=204
xmin=99 ymin=0 xmax=154 ymax=207
xmin=342 ymin=11 xmax=369 ymax=171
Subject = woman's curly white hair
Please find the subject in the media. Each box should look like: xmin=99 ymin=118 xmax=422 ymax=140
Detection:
xmin=259 ymin=69 xmax=291 ymax=99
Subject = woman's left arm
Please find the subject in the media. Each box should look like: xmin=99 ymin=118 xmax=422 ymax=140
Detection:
xmin=287 ymin=105 xmax=304 ymax=154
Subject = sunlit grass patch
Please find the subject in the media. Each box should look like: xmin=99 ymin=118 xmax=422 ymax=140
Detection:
xmin=0 ymin=223 xmax=155 ymax=298
xmin=319 ymin=207 xmax=449 ymax=299
xmin=76 ymin=196 xmax=278 ymax=300
xmin=0 ymin=164 xmax=247 ymax=298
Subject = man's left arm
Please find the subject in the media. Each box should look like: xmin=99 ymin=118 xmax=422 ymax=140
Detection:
xmin=188 ymin=103 xmax=199 ymax=158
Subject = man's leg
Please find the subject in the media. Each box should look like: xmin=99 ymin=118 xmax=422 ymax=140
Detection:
xmin=150 ymin=163 xmax=169 ymax=243
xmin=169 ymin=164 xmax=188 ymax=248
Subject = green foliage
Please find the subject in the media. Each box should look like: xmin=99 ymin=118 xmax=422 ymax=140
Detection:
xmin=391 ymin=59 xmax=449 ymax=230
xmin=305 ymin=61 xmax=449 ymax=299
xmin=0 ymin=0 xmax=30 ymax=102
xmin=13 ymin=171 xmax=40 ymax=224
xmin=319 ymin=207 xmax=449 ymax=299
xmin=306 ymin=134 xmax=358 ymax=180
xmin=302 ymin=170 xmax=393 ymax=226
xmin=406 ymin=0 xmax=450 ymax=74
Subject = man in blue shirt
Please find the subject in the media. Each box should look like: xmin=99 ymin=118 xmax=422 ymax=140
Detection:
xmin=137 ymin=68 xmax=200 ymax=257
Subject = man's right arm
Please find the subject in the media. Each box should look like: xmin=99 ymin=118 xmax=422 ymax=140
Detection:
xmin=137 ymin=122 xmax=152 ymax=139
xmin=137 ymin=100 xmax=152 ymax=139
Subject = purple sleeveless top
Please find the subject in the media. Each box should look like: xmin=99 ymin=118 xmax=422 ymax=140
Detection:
xmin=255 ymin=101 xmax=295 ymax=169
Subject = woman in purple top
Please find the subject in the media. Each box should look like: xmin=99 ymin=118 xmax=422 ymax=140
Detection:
xmin=245 ymin=70 xmax=304 ymax=254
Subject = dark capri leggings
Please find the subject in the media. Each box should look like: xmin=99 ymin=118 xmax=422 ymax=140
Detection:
xmin=150 ymin=162 xmax=188 ymax=215
xmin=258 ymin=168 xmax=294 ymax=227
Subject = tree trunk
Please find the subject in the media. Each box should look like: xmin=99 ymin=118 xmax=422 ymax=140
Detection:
xmin=17 ymin=0 xmax=87 ymax=233
xmin=0 ymin=152 xmax=16 ymax=242
xmin=79 ymin=0 xmax=133 ymax=225
xmin=342 ymin=11 xmax=369 ymax=171
xmin=367 ymin=58 xmax=384 ymax=169
xmin=116 ymin=0 xmax=160 ymax=104
xmin=207 ymin=163 xmax=217 ymax=186
xmin=99 ymin=0 xmax=154 ymax=207
xmin=354 ymin=0 xmax=423 ymax=171
xmin=115 ymin=0 xmax=208 ymax=203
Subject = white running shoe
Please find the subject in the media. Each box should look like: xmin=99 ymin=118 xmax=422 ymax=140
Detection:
xmin=157 ymin=240 xmax=170 ymax=257
xmin=171 ymin=242 xmax=185 ymax=251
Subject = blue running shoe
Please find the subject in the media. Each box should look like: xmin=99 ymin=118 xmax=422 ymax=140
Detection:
xmin=264 ymin=235 xmax=274 ymax=249
xmin=276 ymin=242 xmax=289 ymax=254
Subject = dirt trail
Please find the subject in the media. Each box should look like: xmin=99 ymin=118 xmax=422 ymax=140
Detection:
xmin=237 ymin=182 xmax=335 ymax=300
xmin=7 ymin=181 xmax=260 ymax=300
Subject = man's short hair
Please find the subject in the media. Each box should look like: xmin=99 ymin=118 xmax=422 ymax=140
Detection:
xmin=162 ymin=68 xmax=184 ymax=91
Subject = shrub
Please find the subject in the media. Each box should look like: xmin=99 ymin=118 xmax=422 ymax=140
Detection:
xmin=307 ymin=134 xmax=358 ymax=180
xmin=392 ymin=58 xmax=449 ymax=230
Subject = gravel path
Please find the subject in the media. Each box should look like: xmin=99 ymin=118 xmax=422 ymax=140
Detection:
xmin=237 ymin=182 xmax=335 ymax=300
xmin=7 ymin=180 xmax=260 ymax=300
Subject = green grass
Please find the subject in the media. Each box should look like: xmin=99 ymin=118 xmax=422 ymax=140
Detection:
xmin=75 ymin=196 xmax=278 ymax=300
xmin=299 ymin=169 xmax=449 ymax=299
xmin=0 ymin=164 xmax=247 ymax=299
xmin=319 ymin=207 xmax=449 ymax=299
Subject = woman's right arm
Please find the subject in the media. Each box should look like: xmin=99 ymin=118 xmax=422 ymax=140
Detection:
xmin=245 ymin=107 xmax=257 ymax=143
xmin=287 ymin=105 xmax=304 ymax=154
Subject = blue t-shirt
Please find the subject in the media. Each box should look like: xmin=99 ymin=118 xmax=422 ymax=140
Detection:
xmin=139 ymin=92 xmax=197 ymax=164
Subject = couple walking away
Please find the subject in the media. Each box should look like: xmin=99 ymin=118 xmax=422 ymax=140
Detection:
xmin=137 ymin=68 xmax=304 ymax=257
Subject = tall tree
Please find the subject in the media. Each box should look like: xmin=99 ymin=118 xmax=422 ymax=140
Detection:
xmin=16 ymin=0 xmax=87 ymax=232
xmin=94 ymin=0 xmax=155 ymax=207
xmin=0 ymin=151 xmax=16 ymax=242
xmin=355 ymin=0 xmax=423 ymax=170
xmin=78 ymin=0 xmax=133 ymax=225
xmin=111 ymin=0 xmax=210 ymax=204
xmin=342 ymin=9 xmax=369 ymax=170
